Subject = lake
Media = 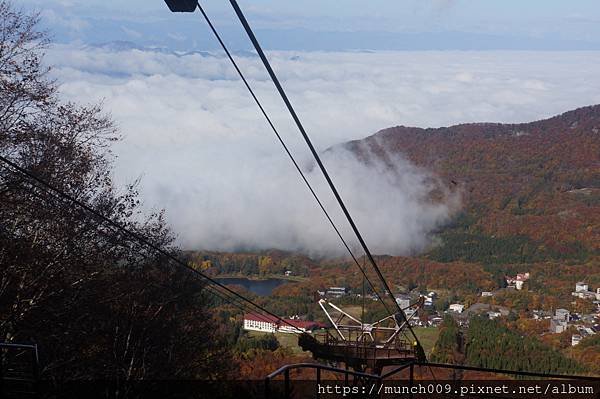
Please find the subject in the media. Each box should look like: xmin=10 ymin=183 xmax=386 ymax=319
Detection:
xmin=214 ymin=277 xmax=289 ymax=296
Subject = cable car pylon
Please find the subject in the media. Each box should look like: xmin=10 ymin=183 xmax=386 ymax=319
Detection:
xmin=299 ymin=297 xmax=426 ymax=374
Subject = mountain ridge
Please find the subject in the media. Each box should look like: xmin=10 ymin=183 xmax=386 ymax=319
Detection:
xmin=342 ymin=104 xmax=600 ymax=254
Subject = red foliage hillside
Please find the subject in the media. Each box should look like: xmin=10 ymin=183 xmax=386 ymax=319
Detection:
xmin=342 ymin=105 xmax=600 ymax=251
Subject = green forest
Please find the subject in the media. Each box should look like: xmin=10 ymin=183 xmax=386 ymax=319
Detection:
xmin=432 ymin=316 xmax=585 ymax=375
xmin=467 ymin=316 xmax=584 ymax=375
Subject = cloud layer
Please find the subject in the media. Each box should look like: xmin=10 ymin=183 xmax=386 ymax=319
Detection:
xmin=46 ymin=46 xmax=600 ymax=255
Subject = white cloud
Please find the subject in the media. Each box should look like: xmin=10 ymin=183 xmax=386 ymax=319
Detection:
xmin=40 ymin=9 xmax=90 ymax=33
xmin=121 ymin=26 xmax=142 ymax=39
xmin=45 ymin=46 xmax=600 ymax=255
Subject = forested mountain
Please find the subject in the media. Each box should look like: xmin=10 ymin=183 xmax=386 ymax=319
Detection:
xmin=343 ymin=106 xmax=600 ymax=256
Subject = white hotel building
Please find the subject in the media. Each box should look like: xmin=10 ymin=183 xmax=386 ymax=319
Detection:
xmin=243 ymin=313 xmax=279 ymax=333
xmin=243 ymin=313 xmax=324 ymax=334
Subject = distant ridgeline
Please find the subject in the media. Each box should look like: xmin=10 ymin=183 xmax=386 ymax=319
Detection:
xmin=187 ymin=250 xmax=314 ymax=277
xmin=342 ymin=105 xmax=600 ymax=259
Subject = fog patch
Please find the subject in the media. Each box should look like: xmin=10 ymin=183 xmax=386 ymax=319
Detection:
xmin=46 ymin=46 xmax=600 ymax=255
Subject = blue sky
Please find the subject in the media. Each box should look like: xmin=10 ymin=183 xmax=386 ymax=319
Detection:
xmin=21 ymin=0 xmax=600 ymax=50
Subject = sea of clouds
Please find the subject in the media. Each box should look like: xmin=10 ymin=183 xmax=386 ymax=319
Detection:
xmin=45 ymin=45 xmax=600 ymax=255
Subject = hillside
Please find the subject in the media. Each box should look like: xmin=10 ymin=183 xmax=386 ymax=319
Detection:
xmin=184 ymin=107 xmax=600 ymax=377
xmin=342 ymin=105 xmax=600 ymax=257
xmin=187 ymin=249 xmax=317 ymax=277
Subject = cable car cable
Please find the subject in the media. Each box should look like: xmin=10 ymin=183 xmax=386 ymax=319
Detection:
xmin=226 ymin=0 xmax=426 ymax=350
xmin=226 ymin=0 xmax=420 ymax=330
xmin=2 ymin=162 xmax=298 ymax=333
xmin=194 ymin=1 xmax=392 ymax=316
xmin=0 ymin=154 xmax=306 ymax=334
